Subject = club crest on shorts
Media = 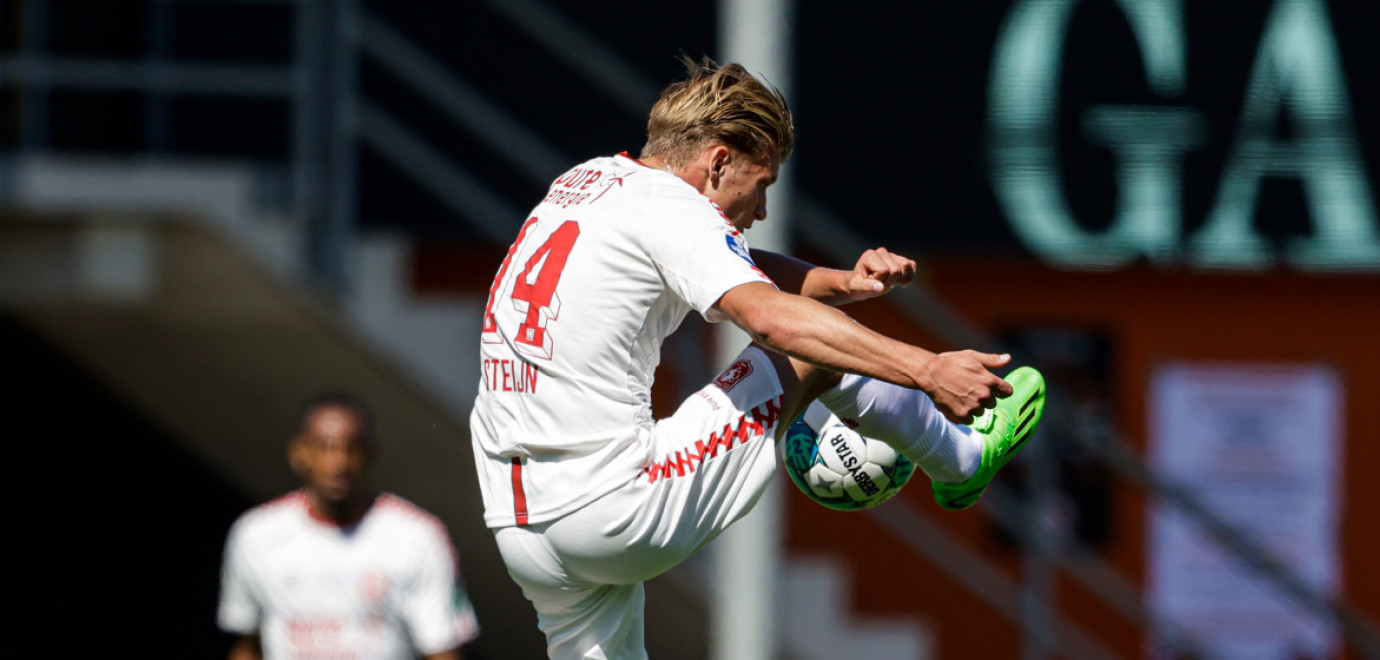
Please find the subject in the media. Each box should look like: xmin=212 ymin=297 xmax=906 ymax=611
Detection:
xmin=713 ymin=359 xmax=754 ymax=392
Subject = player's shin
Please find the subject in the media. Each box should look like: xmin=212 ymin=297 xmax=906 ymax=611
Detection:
xmin=815 ymin=374 xmax=981 ymax=484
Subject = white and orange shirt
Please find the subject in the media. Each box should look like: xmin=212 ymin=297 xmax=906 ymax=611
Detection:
xmin=470 ymin=153 xmax=774 ymax=528
xmin=218 ymin=491 xmax=479 ymax=659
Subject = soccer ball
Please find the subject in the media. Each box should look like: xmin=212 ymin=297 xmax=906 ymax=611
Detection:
xmin=780 ymin=401 xmax=916 ymax=511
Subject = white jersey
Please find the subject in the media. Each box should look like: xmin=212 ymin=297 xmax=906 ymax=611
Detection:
xmin=218 ymin=491 xmax=480 ymax=660
xmin=470 ymin=153 xmax=774 ymax=528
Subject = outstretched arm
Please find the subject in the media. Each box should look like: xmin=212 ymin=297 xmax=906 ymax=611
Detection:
xmin=750 ymin=248 xmax=915 ymax=306
xmin=715 ymin=281 xmax=1010 ymax=424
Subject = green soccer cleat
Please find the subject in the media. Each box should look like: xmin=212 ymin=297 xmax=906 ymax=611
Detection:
xmin=931 ymin=366 xmax=1046 ymax=511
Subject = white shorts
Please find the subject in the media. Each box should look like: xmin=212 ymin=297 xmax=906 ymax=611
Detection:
xmin=495 ymin=346 xmax=785 ymax=660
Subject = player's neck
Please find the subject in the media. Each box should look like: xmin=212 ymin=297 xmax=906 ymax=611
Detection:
xmin=306 ymin=490 xmax=377 ymax=527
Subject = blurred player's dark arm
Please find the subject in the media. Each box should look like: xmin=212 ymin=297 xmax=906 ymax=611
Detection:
xmin=227 ymin=634 xmax=262 ymax=660
xmin=423 ymin=649 xmax=461 ymax=660
xmin=750 ymin=247 xmax=914 ymax=306
xmin=749 ymin=249 xmax=817 ymax=297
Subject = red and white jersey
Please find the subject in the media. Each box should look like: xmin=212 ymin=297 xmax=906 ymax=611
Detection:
xmin=218 ymin=491 xmax=480 ymax=660
xmin=470 ymin=153 xmax=774 ymax=528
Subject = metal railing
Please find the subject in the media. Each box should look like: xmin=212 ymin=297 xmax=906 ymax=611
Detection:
xmin=0 ymin=0 xmax=345 ymax=285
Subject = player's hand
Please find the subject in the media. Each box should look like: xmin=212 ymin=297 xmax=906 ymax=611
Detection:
xmin=924 ymin=350 xmax=1014 ymax=424
xmin=846 ymin=248 xmax=916 ymax=301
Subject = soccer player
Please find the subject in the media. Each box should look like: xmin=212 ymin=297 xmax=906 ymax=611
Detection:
xmin=219 ymin=392 xmax=480 ymax=660
xmin=470 ymin=56 xmax=1046 ymax=658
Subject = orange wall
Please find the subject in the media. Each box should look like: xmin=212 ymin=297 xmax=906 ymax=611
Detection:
xmin=787 ymin=256 xmax=1380 ymax=657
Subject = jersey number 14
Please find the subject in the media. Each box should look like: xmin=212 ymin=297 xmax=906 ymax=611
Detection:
xmin=482 ymin=219 xmax=581 ymax=360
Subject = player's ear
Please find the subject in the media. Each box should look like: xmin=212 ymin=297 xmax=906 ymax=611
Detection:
xmin=709 ymin=145 xmax=731 ymax=182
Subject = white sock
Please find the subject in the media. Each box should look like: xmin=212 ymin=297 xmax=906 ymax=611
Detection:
xmin=816 ymin=374 xmax=982 ymax=484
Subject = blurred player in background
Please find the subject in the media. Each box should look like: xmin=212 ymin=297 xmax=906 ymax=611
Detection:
xmin=470 ymin=56 xmax=1046 ymax=658
xmin=219 ymin=391 xmax=479 ymax=660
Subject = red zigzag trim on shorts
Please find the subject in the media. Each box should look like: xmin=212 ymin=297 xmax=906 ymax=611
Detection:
xmin=643 ymin=395 xmax=784 ymax=483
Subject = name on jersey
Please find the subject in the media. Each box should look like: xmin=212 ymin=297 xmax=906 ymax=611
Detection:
xmin=483 ymin=358 xmax=539 ymax=394
xmin=542 ymin=166 xmax=629 ymax=208
xmin=285 ymin=618 xmax=349 ymax=656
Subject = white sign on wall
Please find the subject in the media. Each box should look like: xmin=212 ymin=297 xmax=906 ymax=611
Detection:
xmin=1148 ymin=363 xmax=1343 ymax=658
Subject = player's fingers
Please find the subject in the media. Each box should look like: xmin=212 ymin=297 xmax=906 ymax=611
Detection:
xmin=855 ymin=251 xmax=888 ymax=278
xmin=976 ymin=352 xmax=1012 ymax=368
xmin=867 ymin=249 xmax=913 ymax=287
xmin=873 ymin=249 xmax=916 ymax=288
xmin=993 ymin=377 xmax=1014 ymax=398
xmin=857 ymin=249 xmax=897 ymax=279
xmin=943 ymin=410 xmax=974 ymax=425
xmin=969 ymin=384 xmax=999 ymax=411
xmin=846 ymin=274 xmax=885 ymax=299
xmin=889 ymin=257 xmax=916 ymax=287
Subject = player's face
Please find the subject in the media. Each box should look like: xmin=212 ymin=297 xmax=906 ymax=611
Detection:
xmin=291 ymin=406 xmax=370 ymax=505
xmin=711 ymin=149 xmax=779 ymax=232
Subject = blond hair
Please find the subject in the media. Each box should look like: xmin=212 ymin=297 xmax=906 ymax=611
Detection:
xmin=640 ymin=56 xmax=794 ymax=169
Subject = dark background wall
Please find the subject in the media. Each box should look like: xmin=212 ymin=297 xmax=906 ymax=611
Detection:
xmin=4 ymin=312 xmax=253 ymax=656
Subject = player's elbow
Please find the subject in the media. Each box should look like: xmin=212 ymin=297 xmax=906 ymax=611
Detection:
xmin=737 ymin=304 xmax=801 ymax=350
xmin=719 ymin=283 xmax=806 ymax=350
